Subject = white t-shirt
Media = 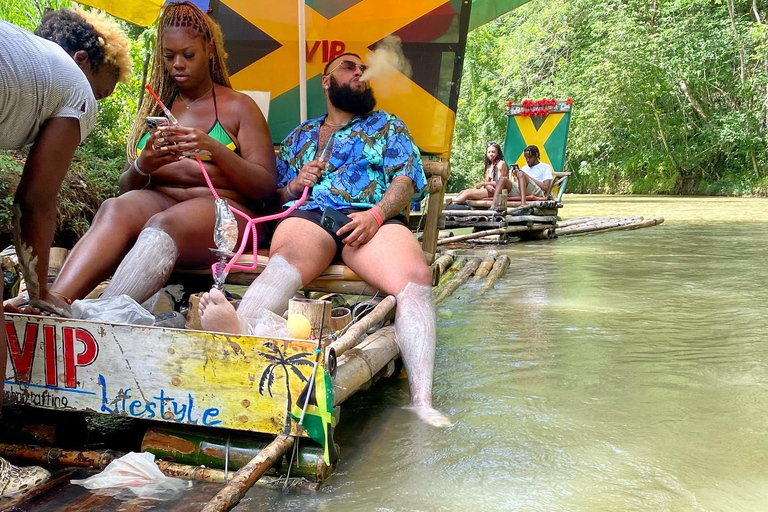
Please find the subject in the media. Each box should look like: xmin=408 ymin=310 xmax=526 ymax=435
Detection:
xmin=522 ymin=161 xmax=553 ymax=183
xmin=0 ymin=20 xmax=96 ymax=149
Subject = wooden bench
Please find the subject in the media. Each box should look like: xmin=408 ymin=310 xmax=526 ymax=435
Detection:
xmin=175 ymin=158 xmax=450 ymax=297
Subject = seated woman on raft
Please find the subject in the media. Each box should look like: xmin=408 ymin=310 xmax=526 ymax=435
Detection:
xmin=45 ymin=1 xmax=277 ymax=311
xmin=447 ymin=142 xmax=508 ymax=205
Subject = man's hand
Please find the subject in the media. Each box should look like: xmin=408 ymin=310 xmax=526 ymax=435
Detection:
xmin=289 ymin=160 xmax=325 ymax=197
xmin=336 ymin=209 xmax=380 ymax=247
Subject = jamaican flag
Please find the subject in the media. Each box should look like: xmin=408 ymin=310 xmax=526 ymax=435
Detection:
xmin=290 ymin=365 xmax=338 ymax=465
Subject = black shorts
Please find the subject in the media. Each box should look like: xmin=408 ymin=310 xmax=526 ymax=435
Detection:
xmin=279 ymin=207 xmax=408 ymax=259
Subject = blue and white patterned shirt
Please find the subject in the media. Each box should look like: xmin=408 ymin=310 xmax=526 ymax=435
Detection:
xmin=276 ymin=110 xmax=427 ymax=212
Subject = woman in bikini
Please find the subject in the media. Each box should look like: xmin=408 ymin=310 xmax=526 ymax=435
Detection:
xmin=448 ymin=142 xmax=509 ymax=205
xmin=48 ymin=1 xmax=277 ymax=307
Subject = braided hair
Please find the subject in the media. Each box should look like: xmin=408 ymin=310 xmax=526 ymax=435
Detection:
xmin=127 ymin=1 xmax=230 ymax=161
xmin=34 ymin=7 xmax=131 ymax=82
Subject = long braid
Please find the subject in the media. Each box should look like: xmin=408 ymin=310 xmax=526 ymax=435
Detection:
xmin=126 ymin=1 xmax=230 ymax=161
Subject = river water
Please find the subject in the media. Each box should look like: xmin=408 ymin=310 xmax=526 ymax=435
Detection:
xmin=239 ymin=195 xmax=768 ymax=511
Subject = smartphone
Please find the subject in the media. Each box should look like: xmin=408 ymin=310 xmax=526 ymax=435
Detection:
xmin=146 ymin=116 xmax=168 ymax=132
xmin=320 ymin=207 xmax=352 ymax=233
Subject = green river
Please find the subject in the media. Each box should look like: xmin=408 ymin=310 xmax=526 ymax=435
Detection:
xmin=239 ymin=195 xmax=768 ymax=512
xmin=101 ymin=195 xmax=764 ymax=511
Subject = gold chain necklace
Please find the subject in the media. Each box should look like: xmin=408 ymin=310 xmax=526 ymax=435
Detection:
xmin=323 ymin=119 xmax=347 ymax=128
xmin=180 ymin=86 xmax=213 ymax=109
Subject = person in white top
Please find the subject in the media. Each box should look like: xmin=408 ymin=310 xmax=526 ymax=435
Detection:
xmin=0 ymin=8 xmax=131 ymax=497
xmin=494 ymin=144 xmax=553 ymax=206
xmin=448 ymin=142 xmax=509 ymax=205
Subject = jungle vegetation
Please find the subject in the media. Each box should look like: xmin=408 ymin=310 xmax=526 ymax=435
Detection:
xmin=451 ymin=0 xmax=768 ymax=195
xmin=1 ymin=0 xmax=767 ymax=247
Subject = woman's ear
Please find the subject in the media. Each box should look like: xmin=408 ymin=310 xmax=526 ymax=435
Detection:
xmin=73 ymin=50 xmax=89 ymax=67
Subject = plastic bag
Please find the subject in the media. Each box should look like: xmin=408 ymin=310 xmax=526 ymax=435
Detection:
xmin=214 ymin=198 xmax=238 ymax=253
xmin=71 ymin=452 xmax=189 ymax=500
xmin=245 ymin=307 xmax=292 ymax=338
xmin=71 ymin=295 xmax=155 ymax=325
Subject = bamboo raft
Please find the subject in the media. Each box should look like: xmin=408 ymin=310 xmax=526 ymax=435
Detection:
xmin=441 ymin=200 xmax=562 ymax=245
xmin=438 ymin=215 xmax=664 ymax=246
xmin=1 ymin=249 xmax=511 ymax=511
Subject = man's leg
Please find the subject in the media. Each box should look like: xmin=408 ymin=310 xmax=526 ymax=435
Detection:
xmin=200 ymin=217 xmax=336 ymax=334
xmin=342 ymin=223 xmax=451 ymax=427
xmin=495 ymin=177 xmax=521 ymax=205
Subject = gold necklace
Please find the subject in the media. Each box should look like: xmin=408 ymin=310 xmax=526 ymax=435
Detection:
xmin=180 ymin=86 xmax=213 ymax=109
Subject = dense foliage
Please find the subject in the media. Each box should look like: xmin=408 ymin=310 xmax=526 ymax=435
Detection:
xmin=0 ymin=0 xmax=151 ymax=247
xmin=1 ymin=0 xmax=766 ymax=249
xmin=451 ymin=0 xmax=768 ymax=195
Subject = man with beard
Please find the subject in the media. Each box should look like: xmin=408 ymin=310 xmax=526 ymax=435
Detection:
xmin=198 ymin=53 xmax=450 ymax=427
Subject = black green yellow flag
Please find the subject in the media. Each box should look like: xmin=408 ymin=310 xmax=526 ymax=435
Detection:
xmin=290 ymin=365 xmax=338 ymax=465
xmin=469 ymin=0 xmax=533 ymax=31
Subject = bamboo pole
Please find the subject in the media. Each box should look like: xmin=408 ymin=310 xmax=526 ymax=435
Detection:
xmin=437 ymin=225 xmax=543 ymax=245
xmin=437 ymin=255 xmax=466 ymax=285
xmin=332 ymin=326 xmax=399 ymax=406
xmin=564 ymin=216 xmax=664 ymax=235
xmin=0 ymin=443 xmax=319 ymax=491
xmin=444 ymin=210 xmax=505 ymax=217
xmin=201 ymin=435 xmax=294 ymax=512
xmin=480 ymin=255 xmax=511 ymax=293
xmin=555 ymin=216 xmax=647 ymax=236
xmin=431 ymin=253 xmax=454 ymax=276
xmin=555 ymin=217 xmax=598 ymax=228
xmin=473 ymin=251 xmax=498 ymax=281
xmin=434 ymin=256 xmax=482 ymax=305
xmin=466 ymin=199 xmax=559 ymax=209
xmin=326 ymin=295 xmax=396 ymax=361
xmin=505 ymin=215 xmax=558 ymax=224
xmin=0 ymin=444 xmax=116 ymax=469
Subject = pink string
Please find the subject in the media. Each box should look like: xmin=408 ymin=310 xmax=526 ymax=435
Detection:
xmin=195 ymin=156 xmax=308 ymax=277
xmin=143 ymin=84 xmax=307 ymax=282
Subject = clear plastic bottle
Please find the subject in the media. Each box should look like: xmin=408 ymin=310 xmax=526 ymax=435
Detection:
xmin=213 ymin=199 xmax=238 ymax=253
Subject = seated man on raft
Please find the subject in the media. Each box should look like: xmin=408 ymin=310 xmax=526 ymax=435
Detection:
xmin=493 ymin=144 xmax=553 ymax=207
xmin=199 ymin=52 xmax=451 ymax=428
xmin=45 ymin=1 xmax=277 ymax=310
xmin=448 ymin=142 xmax=508 ymax=205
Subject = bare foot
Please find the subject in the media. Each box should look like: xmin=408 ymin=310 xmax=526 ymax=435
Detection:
xmin=407 ymin=405 xmax=453 ymax=427
xmin=199 ymin=288 xmax=243 ymax=334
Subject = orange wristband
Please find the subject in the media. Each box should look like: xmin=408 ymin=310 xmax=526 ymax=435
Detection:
xmin=369 ymin=207 xmax=384 ymax=227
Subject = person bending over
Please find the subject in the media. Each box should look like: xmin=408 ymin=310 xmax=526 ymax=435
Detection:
xmin=198 ymin=53 xmax=451 ymax=428
xmin=48 ymin=1 xmax=277 ymax=309
xmin=0 ymin=7 xmax=131 ymax=496
xmin=494 ymin=144 xmax=553 ymax=206
xmin=449 ymin=142 xmax=508 ymax=205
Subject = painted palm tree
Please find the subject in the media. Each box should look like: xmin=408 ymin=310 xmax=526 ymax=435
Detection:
xmin=258 ymin=342 xmax=314 ymax=434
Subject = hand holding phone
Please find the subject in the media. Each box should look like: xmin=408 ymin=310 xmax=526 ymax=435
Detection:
xmin=146 ymin=116 xmax=168 ymax=132
xmin=320 ymin=207 xmax=352 ymax=233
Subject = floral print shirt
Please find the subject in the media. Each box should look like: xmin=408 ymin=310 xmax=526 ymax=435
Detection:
xmin=276 ymin=110 xmax=427 ymax=212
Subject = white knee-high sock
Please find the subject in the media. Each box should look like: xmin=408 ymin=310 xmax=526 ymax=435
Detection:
xmin=237 ymin=255 xmax=303 ymax=318
xmin=101 ymin=227 xmax=178 ymax=304
xmin=395 ymin=282 xmax=436 ymax=407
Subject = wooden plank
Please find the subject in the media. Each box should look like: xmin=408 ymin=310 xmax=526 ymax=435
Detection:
xmin=3 ymin=314 xmax=322 ymax=437
xmin=420 ymin=162 xmax=449 ymax=264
